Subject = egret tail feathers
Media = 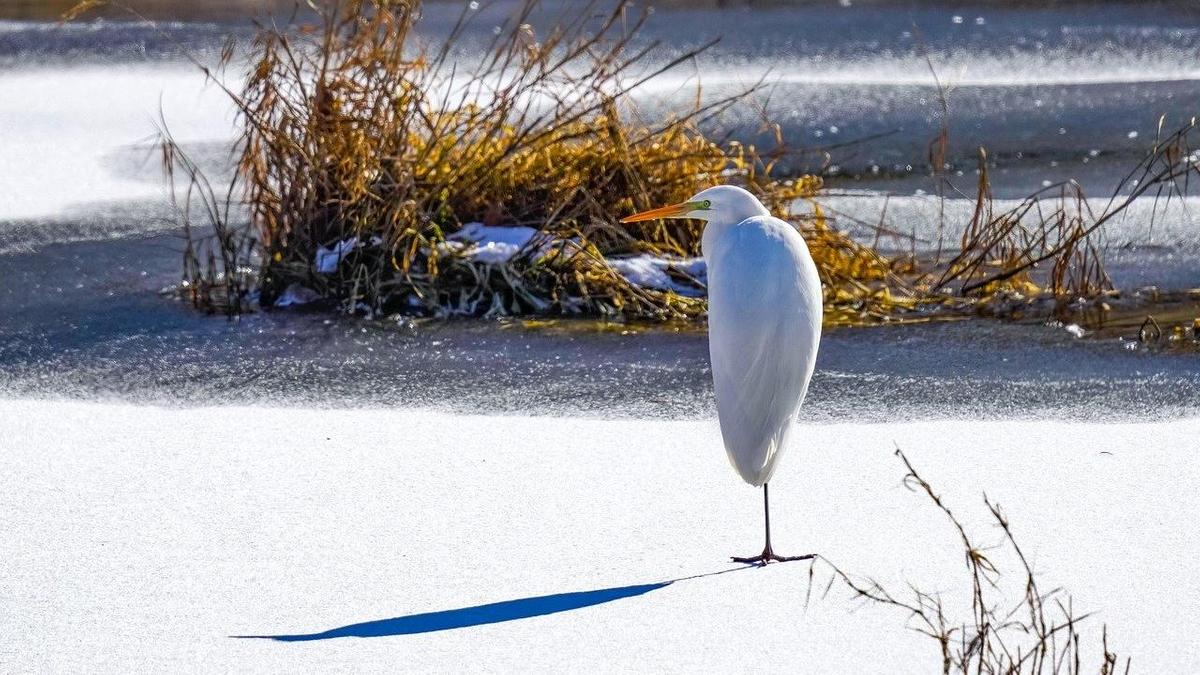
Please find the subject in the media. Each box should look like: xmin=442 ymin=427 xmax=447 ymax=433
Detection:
xmin=727 ymin=428 xmax=788 ymax=487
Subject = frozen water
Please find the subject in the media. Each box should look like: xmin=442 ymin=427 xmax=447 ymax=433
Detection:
xmin=1 ymin=400 xmax=1196 ymax=672
xmin=0 ymin=65 xmax=234 ymax=222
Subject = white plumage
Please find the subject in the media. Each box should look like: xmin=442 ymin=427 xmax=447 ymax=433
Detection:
xmin=705 ymin=212 xmax=822 ymax=486
xmin=622 ymin=185 xmax=823 ymax=564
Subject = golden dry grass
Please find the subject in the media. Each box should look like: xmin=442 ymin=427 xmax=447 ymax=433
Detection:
xmin=224 ymin=0 xmax=899 ymax=321
xmin=105 ymin=0 xmax=1198 ymax=325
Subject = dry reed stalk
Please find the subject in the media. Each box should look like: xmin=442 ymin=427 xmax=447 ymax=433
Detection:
xmin=814 ymin=447 xmax=1130 ymax=675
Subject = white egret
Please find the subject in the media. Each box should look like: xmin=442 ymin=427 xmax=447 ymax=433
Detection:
xmin=622 ymin=185 xmax=822 ymax=565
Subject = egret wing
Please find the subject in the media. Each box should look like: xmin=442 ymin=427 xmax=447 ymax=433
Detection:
xmin=706 ymin=216 xmax=822 ymax=486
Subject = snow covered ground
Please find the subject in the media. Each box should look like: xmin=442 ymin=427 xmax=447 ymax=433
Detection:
xmin=2 ymin=400 xmax=1196 ymax=672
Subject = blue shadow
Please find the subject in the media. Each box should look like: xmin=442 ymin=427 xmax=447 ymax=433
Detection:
xmin=234 ymin=582 xmax=671 ymax=642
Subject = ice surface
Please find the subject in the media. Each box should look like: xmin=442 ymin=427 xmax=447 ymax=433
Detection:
xmin=2 ymin=400 xmax=1195 ymax=672
xmin=0 ymin=65 xmax=235 ymax=221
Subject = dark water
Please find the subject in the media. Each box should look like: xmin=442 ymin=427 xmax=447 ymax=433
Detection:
xmin=2 ymin=2 xmax=1199 ymax=417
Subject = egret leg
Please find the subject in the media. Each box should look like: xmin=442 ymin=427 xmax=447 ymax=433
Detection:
xmin=731 ymin=483 xmax=815 ymax=566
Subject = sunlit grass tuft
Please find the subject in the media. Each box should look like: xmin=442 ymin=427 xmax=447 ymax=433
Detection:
xmin=146 ymin=0 xmax=920 ymax=322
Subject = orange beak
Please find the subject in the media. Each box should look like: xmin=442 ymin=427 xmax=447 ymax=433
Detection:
xmin=619 ymin=201 xmax=693 ymax=223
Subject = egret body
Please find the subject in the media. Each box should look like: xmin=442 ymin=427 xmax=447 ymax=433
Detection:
xmin=622 ymin=185 xmax=822 ymax=565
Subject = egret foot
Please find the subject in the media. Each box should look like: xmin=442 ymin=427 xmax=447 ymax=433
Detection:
xmin=731 ymin=548 xmax=815 ymax=566
xmin=733 ymin=483 xmax=814 ymax=565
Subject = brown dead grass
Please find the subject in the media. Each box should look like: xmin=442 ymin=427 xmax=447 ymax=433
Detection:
xmin=64 ymin=0 xmax=1199 ymax=326
xmin=225 ymin=0 xmax=896 ymax=320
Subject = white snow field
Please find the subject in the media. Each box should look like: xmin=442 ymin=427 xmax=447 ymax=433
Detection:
xmin=2 ymin=400 xmax=1197 ymax=673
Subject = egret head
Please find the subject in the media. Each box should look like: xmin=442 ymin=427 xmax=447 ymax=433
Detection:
xmin=619 ymin=185 xmax=769 ymax=225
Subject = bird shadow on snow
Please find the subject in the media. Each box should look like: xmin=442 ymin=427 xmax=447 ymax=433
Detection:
xmin=232 ymin=567 xmax=750 ymax=642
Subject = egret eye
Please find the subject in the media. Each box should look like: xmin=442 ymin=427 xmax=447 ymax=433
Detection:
xmin=701 ymin=200 xmax=712 ymax=209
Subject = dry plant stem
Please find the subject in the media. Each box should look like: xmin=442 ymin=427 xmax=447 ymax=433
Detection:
xmin=942 ymin=120 xmax=1199 ymax=300
xmin=914 ymin=24 xmax=952 ymax=265
xmin=814 ymin=447 xmax=1128 ymax=674
xmin=160 ymin=122 xmax=254 ymax=315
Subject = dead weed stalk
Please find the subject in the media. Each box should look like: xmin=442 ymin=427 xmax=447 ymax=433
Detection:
xmin=817 ymin=448 xmax=1129 ymax=675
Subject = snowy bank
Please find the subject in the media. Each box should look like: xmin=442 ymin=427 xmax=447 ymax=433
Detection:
xmin=2 ymin=401 xmax=1195 ymax=672
xmin=447 ymin=222 xmax=545 ymax=265
xmin=606 ymin=254 xmax=707 ymax=297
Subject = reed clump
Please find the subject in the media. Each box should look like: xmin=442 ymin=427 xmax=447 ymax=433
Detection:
xmin=142 ymin=0 xmax=1200 ymax=325
xmin=916 ymin=119 xmax=1200 ymax=326
xmin=165 ymin=0 xmax=916 ymax=322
